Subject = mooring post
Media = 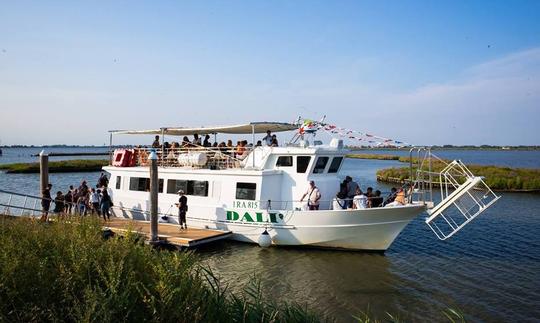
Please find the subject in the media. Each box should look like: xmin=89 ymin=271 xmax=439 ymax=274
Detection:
xmin=149 ymin=150 xmax=159 ymax=242
xmin=39 ymin=150 xmax=49 ymax=194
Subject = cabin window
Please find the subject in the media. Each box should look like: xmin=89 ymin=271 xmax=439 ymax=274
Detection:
xmin=129 ymin=177 xmax=163 ymax=192
xmin=313 ymin=157 xmax=329 ymax=174
xmin=167 ymin=179 xmax=208 ymax=197
xmin=328 ymin=157 xmax=343 ymax=173
xmin=115 ymin=176 xmax=121 ymax=189
xmin=236 ymin=182 xmax=257 ymax=200
xmin=296 ymin=156 xmax=311 ymax=173
xmin=276 ymin=156 xmax=293 ymax=167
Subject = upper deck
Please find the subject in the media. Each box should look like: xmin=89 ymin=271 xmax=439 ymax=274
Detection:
xmin=107 ymin=121 xmax=348 ymax=173
xmin=109 ymin=142 xmax=347 ymax=172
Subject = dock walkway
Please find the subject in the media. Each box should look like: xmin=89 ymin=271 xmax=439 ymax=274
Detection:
xmin=104 ymin=217 xmax=232 ymax=248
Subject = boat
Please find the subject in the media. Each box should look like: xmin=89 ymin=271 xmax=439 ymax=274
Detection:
xmin=104 ymin=121 xmax=499 ymax=251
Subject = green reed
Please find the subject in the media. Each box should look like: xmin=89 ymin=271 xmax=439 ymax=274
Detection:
xmin=0 ymin=216 xmax=321 ymax=323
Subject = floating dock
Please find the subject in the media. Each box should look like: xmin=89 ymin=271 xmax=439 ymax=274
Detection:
xmin=104 ymin=217 xmax=232 ymax=248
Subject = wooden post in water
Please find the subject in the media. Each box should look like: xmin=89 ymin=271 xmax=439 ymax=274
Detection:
xmin=39 ymin=150 xmax=49 ymax=193
xmin=149 ymin=150 xmax=159 ymax=242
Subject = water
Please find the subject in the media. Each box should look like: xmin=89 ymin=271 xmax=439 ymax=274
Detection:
xmin=354 ymin=149 xmax=540 ymax=169
xmin=0 ymin=147 xmax=109 ymax=165
xmin=0 ymin=148 xmax=539 ymax=322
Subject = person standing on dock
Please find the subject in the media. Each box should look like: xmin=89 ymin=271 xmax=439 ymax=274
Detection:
xmin=53 ymin=191 xmax=65 ymax=215
xmin=40 ymin=184 xmax=53 ymax=222
xmin=64 ymin=186 xmax=73 ymax=214
xmin=98 ymin=172 xmax=109 ymax=188
xmin=176 ymin=190 xmax=188 ymax=230
xmin=100 ymin=189 xmax=112 ymax=221
xmin=89 ymin=188 xmax=101 ymax=216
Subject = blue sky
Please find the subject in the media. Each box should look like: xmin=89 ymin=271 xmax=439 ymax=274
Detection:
xmin=0 ymin=0 xmax=539 ymax=145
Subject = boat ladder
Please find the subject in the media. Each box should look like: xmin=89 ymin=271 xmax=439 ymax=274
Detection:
xmin=409 ymin=149 xmax=501 ymax=240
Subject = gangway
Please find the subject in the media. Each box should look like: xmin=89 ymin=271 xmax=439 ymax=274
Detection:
xmin=0 ymin=189 xmax=231 ymax=248
xmin=408 ymin=149 xmax=501 ymax=240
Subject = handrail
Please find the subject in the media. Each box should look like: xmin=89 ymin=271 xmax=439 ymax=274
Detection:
xmin=115 ymin=145 xmax=260 ymax=170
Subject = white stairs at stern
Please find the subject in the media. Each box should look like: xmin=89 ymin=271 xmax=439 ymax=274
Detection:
xmin=424 ymin=160 xmax=500 ymax=240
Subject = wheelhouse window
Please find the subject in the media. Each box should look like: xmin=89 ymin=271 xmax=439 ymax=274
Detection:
xmin=167 ymin=179 xmax=208 ymax=197
xmin=296 ymin=156 xmax=311 ymax=173
xmin=276 ymin=156 xmax=293 ymax=167
xmin=313 ymin=157 xmax=329 ymax=174
xmin=328 ymin=157 xmax=343 ymax=173
xmin=129 ymin=177 xmax=163 ymax=192
xmin=115 ymin=176 xmax=121 ymax=189
xmin=236 ymin=182 xmax=257 ymax=200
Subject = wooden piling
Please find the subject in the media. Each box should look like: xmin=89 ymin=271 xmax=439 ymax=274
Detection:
xmin=149 ymin=150 xmax=158 ymax=242
xmin=39 ymin=150 xmax=49 ymax=193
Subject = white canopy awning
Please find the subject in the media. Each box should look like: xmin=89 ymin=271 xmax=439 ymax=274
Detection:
xmin=110 ymin=122 xmax=298 ymax=136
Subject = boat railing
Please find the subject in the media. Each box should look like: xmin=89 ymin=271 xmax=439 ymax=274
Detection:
xmin=248 ymin=196 xmax=413 ymax=211
xmin=113 ymin=145 xmax=258 ymax=170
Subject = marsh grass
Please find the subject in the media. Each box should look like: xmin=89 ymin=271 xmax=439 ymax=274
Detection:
xmin=0 ymin=159 xmax=108 ymax=173
xmin=0 ymin=216 xmax=321 ymax=323
xmin=346 ymin=154 xmax=540 ymax=191
xmin=376 ymin=162 xmax=540 ymax=191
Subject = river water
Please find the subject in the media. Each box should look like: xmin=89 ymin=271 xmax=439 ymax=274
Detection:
xmin=0 ymin=148 xmax=539 ymax=322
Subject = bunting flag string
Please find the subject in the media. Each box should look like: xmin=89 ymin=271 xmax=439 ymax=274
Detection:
xmin=298 ymin=119 xmax=411 ymax=147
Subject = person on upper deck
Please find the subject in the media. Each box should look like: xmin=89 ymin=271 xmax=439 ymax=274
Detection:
xmin=203 ymin=135 xmax=211 ymax=147
xmin=271 ymin=135 xmax=278 ymax=147
xmin=193 ymin=134 xmax=202 ymax=146
xmin=255 ymin=140 xmax=262 ymax=147
xmin=263 ymin=130 xmax=273 ymax=146
xmin=182 ymin=136 xmax=191 ymax=147
xmin=300 ymin=180 xmax=321 ymax=210
xmin=225 ymin=140 xmax=233 ymax=155
xmin=152 ymin=135 xmax=160 ymax=148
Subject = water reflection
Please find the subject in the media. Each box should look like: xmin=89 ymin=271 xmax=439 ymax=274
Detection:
xmin=198 ymin=241 xmax=408 ymax=321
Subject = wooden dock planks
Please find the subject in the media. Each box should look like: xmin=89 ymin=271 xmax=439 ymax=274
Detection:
xmin=104 ymin=217 xmax=232 ymax=248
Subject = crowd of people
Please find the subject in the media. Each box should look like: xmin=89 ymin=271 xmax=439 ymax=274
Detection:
xmin=40 ymin=172 xmax=112 ymax=222
xmin=331 ymin=175 xmax=407 ymax=210
xmin=299 ymin=176 xmax=408 ymax=211
xmin=148 ymin=130 xmax=280 ymax=162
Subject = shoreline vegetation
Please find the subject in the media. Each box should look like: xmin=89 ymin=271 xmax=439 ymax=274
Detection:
xmin=0 ymin=216 xmax=321 ymax=322
xmin=2 ymin=155 xmax=539 ymax=192
xmin=347 ymin=154 xmax=540 ymax=192
xmin=0 ymin=215 xmax=469 ymax=323
xmin=0 ymin=159 xmax=109 ymax=173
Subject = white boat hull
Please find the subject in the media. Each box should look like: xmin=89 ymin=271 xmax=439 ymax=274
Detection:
xmin=111 ymin=203 xmax=426 ymax=251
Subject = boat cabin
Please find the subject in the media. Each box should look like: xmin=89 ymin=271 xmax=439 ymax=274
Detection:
xmin=104 ymin=122 xmax=348 ymax=212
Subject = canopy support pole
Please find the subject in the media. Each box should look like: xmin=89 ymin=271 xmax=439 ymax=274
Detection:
xmin=252 ymin=124 xmax=255 ymax=168
xmin=161 ymin=128 xmax=165 ymax=165
xmin=109 ymin=133 xmax=113 ymax=165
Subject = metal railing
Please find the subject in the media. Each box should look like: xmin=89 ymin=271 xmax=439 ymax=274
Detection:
xmin=113 ymin=145 xmax=261 ymax=170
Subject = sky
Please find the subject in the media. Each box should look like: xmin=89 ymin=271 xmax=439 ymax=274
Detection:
xmin=0 ymin=0 xmax=539 ymax=146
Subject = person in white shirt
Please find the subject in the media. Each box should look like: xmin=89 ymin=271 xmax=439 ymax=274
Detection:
xmin=353 ymin=188 xmax=368 ymax=209
xmin=300 ymin=180 xmax=321 ymax=210
xmin=262 ymin=130 xmax=273 ymax=146
xmin=89 ymin=188 xmax=101 ymax=215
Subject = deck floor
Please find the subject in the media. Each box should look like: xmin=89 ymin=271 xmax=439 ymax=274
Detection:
xmin=104 ymin=217 xmax=232 ymax=248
